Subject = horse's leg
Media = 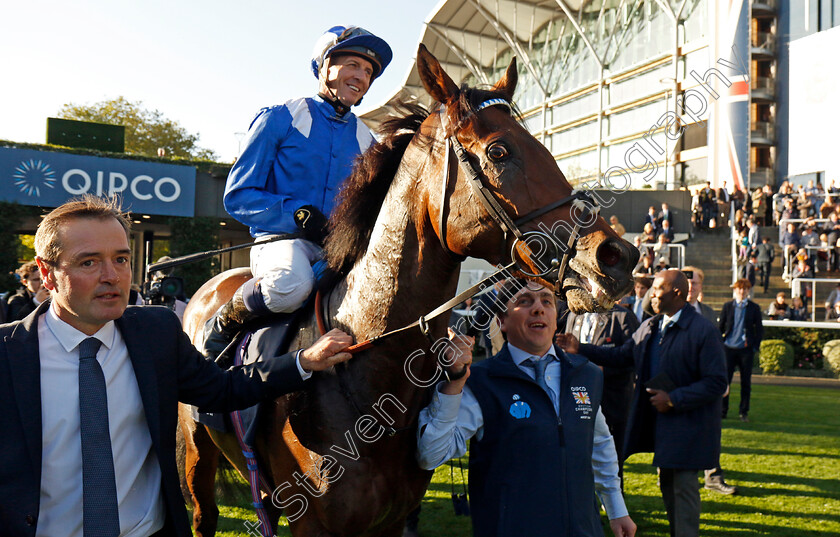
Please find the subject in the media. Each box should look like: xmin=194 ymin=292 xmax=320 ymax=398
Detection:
xmin=180 ymin=407 xmax=222 ymax=537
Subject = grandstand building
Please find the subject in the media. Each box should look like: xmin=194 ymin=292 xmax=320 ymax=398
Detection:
xmin=364 ymin=0 xmax=840 ymax=191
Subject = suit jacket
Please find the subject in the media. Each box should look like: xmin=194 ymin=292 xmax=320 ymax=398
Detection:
xmin=739 ymin=262 xmax=757 ymax=287
xmin=0 ymin=302 xmax=305 ymax=537
xmin=719 ymin=299 xmax=764 ymax=352
xmin=693 ymin=301 xmax=718 ymax=325
xmin=578 ymin=304 xmax=727 ymax=469
xmin=565 ymin=306 xmax=639 ymax=377
xmin=658 ymin=210 xmax=674 ymax=227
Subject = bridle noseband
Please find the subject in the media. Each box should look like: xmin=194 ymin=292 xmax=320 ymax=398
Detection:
xmin=436 ymin=97 xmax=600 ymax=289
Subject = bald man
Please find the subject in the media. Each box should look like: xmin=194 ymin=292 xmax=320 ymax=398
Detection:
xmin=558 ymin=270 xmax=727 ymax=537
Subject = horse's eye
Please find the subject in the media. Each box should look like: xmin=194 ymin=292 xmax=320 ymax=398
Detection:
xmin=486 ymin=142 xmax=509 ymax=161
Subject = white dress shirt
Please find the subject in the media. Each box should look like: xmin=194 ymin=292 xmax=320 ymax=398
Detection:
xmin=37 ymin=305 xmax=165 ymax=537
xmin=417 ymin=343 xmax=627 ymax=520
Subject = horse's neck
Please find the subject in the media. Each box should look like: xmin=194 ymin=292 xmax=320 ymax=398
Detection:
xmin=334 ymin=166 xmax=459 ymax=341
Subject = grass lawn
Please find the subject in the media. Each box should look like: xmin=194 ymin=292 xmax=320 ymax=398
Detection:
xmin=207 ymin=384 xmax=840 ymax=536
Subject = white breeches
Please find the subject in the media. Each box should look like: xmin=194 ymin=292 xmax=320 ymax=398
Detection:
xmin=250 ymin=238 xmax=322 ymax=313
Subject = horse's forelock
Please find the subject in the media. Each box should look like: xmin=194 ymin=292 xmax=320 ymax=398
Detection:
xmin=324 ymin=102 xmax=432 ymax=274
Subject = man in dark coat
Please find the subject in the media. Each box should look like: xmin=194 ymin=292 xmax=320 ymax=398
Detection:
xmin=4 ymin=261 xmax=49 ymax=322
xmin=719 ymin=278 xmax=764 ymax=422
xmin=558 ymin=270 xmax=727 ymax=537
xmin=0 ymin=196 xmax=353 ymax=537
xmin=754 ymin=237 xmax=775 ymax=293
xmin=564 ymin=304 xmax=640 ymax=489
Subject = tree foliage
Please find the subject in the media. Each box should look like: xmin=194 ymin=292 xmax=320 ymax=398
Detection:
xmin=166 ymin=216 xmax=220 ymax=298
xmin=58 ymin=96 xmax=218 ymax=160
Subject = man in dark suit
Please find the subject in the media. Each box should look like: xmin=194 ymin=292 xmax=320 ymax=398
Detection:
xmin=0 ymin=196 xmax=353 ymax=537
xmin=564 ymin=304 xmax=640 ymax=489
xmin=719 ymin=278 xmax=764 ymax=422
xmin=619 ymin=277 xmax=652 ymax=323
xmin=754 ymin=237 xmax=775 ymax=293
xmin=658 ymin=203 xmax=674 ymax=229
xmin=683 ymin=266 xmax=737 ymax=495
xmin=739 ymin=254 xmax=758 ymax=298
xmin=558 ymin=270 xmax=727 ymax=537
xmin=644 ymin=206 xmax=660 ymax=231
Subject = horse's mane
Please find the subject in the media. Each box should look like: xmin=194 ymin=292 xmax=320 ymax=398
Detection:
xmin=325 ymin=88 xmax=514 ymax=274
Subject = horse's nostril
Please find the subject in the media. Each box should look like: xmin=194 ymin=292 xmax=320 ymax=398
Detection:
xmin=598 ymin=240 xmax=623 ymax=267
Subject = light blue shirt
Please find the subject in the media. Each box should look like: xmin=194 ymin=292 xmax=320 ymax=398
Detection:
xmin=725 ymin=300 xmax=748 ymax=348
xmin=36 ymin=306 xmax=165 ymax=537
xmin=416 ymin=343 xmax=628 ymax=520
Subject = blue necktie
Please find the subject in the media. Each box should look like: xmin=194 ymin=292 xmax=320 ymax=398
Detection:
xmin=78 ymin=337 xmax=120 ymax=537
xmin=528 ymin=356 xmax=559 ymax=418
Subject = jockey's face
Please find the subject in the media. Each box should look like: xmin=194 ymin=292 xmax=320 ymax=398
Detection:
xmin=321 ymin=54 xmax=374 ymax=107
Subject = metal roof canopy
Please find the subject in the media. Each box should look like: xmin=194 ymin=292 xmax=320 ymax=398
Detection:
xmin=361 ymin=0 xmax=624 ymax=126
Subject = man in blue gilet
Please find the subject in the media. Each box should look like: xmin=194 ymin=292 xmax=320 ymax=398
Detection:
xmin=417 ymin=279 xmax=636 ymax=537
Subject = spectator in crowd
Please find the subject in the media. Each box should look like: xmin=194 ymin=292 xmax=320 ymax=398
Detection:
xmin=659 ymin=219 xmax=675 ymax=243
xmin=417 ymin=280 xmax=636 ymax=537
xmin=717 ymin=181 xmax=731 ymax=226
xmin=699 ymin=181 xmax=717 ymax=229
xmin=739 ymin=254 xmax=758 ymax=297
xmin=817 ymin=233 xmax=832 ymax=272
xmin=658 ymin=203 xmax=674 ymax=229
xmin=563 ymin=304 xmax=640 ymax=490
xmin=620 ymin=276 xmax=653 ymax=322
xmin=635 ymin=255 xmax=656 ymax=277
xmin=805 ymin=179 xmax=822 ymax=215
xmin=751 ymin=187 xmax=766 ymax=226
xmin=731 ymin=184 xmax=746 ymax=214
xmin=791 ymin=258 xmax=814 ymax=305
xmin=653 ymin=233 xmax=672 ymax=267
xmin=719 ymin=279 xmax=763 ymax=422
xmin=4 ymin=261 xmax=50 ymax=322
xmin=796 ymin=184 xmax=814 ymax=219
xmin=780 ymin=223 xmax=801 ymax=278
xmin=557 ymin=270 xmax=727 ymax=537
xmin=823 ymin=283 xmax=840 ymax=321
xmin=828 ymin=301 xmax=840 ymax=321
xmin=754 ymin=236 xmax=775 ymax=293
xmin=737 ymin=229 xmax=750 ymax=262
xmin=645 ymin=206 xmax=659 ymax=232
xmin=691 ymin=189 xmax=703 ymax=230
xmin=821 ymin=213 xmax=840 ymax=269
xmin=762 ymin=184 xmax=775 ymax=225
xmin=800 ymin=225 xmax=821 ymax=270
xmin=767 ymin=293 xmax=790 ymax=320
xmin=746 ymin=219 xmax=760 ymax=254
xmin=632 ymin=234 xmax=649 ymax=263
xmin=787 ymin=296 xmax=808 ymax=321
xmin=610 ymin=215 xmax=626 ymax=237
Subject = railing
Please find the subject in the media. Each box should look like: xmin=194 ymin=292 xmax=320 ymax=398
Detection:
xmin=640 ymin=242 xmax=685 ymax=268
xmin=752 ymin=31 xmax=776 ymax=53
xmin=751 ymin=121 xmax=775 ymax=142
xmin=791 ymin=277 xmax=840 ymax=321
xmin=751 ymin=76 xmax=775 ymax=93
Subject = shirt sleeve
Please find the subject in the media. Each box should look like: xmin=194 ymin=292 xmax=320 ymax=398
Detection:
xmin=591 ymin=408 xmax=629 ymax=520
xmin=416 ymin=384 xmax=484 ymax=470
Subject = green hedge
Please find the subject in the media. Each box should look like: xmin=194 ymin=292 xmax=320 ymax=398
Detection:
xmin=763 ymin=326 xmax=836 ymax=371
xmin=759 ymin=340 xmax=794 ymax=375
xmin=823 ymin=340 xmax=840 ymax=378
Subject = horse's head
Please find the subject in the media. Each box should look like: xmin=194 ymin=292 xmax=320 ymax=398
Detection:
xmin=412 ymin=45 xmax=638 ymax=313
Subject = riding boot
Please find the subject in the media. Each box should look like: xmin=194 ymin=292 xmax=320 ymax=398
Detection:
xmin=201 ymin=283 xmax=264 ymax=366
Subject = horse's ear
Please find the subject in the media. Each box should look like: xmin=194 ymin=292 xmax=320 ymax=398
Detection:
xmin=491 ymin=57 xmax=518 ymax=101
xmin=417 ymin=44 xmax=459 ymax=104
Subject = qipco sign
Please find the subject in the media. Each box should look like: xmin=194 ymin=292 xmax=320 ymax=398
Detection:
xmin=0 ymin=147 xmax=196 ymax=216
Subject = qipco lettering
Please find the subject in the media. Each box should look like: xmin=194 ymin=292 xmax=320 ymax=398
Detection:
xmin=61 ymin=169 xmax=182 ymax=202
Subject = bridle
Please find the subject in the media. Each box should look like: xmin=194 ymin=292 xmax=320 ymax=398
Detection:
xmin=436 ymin=97 xmax=600 ymax=290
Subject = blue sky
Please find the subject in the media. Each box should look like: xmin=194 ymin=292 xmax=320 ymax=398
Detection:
xmin=0 ymin=0 xmax=442 ymax=161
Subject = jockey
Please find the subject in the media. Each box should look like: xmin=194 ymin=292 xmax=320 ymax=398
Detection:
xmin=202 ymin=26 xmax=392 ymax=361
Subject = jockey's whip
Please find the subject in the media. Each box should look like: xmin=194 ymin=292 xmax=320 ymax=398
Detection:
xmin=145 ymin=232 xmax=301 ymax=278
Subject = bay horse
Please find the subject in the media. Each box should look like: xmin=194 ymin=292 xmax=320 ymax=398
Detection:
xmin=179 ymin=44 xmax=639 ymax=537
